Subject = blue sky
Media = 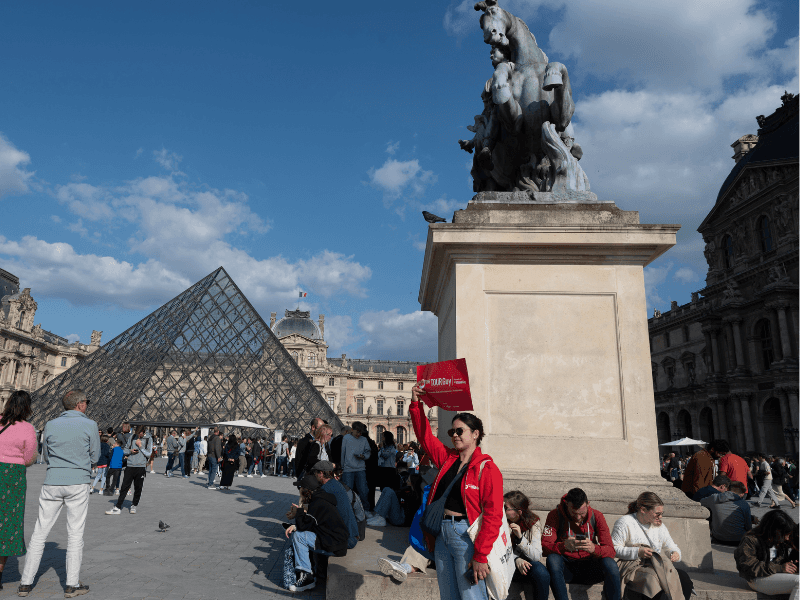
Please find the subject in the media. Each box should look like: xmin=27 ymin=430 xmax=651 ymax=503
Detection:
xmin=0 ymin=0 xmax=797 ymax=361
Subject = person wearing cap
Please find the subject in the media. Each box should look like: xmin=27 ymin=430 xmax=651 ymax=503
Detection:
xmin=311 ymin=460 xmax=360 ymax=549
xmin=285 ymin=473 xmax=349 ymax=592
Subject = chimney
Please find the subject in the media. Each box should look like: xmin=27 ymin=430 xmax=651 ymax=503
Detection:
xmin=731 ymin=135 xmax=758 ymax=163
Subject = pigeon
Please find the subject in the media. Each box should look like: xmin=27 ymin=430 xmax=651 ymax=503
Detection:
xmin=158 ymin=520 xmax=170 ymax=533
xmin=422 ymin=211 xmax=446 ymax=224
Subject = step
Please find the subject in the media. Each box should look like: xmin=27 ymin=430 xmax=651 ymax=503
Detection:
xmin=327 ymin=526 xmax=787 ymax=600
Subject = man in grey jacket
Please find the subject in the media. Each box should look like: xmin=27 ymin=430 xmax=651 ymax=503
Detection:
xmin=18 ymin=389 xmax=100 ymax=598
xmin=106 ymin=425 xmax=153 ymax=515
xmin=340 ymin=422 xmax=371 ymax=509
xmin=700 ymin=480 xmax=753 ymax=544
xmin=164 ymin=430 xmax=183 ymax=478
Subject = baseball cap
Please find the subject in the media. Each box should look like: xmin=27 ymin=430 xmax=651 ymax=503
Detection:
xmin=293 ymin=474 xmax=320 ymax=491
xmin=312 ymin=460 xmax=335 ymax=472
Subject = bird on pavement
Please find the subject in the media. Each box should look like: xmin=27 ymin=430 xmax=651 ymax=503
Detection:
xmin=422 ymin=211 xmax=447 ymax=224
xmin=158 ymin=520 xmax=170 ymax=533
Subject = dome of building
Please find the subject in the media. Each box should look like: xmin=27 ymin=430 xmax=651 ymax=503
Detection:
xmin=272 ymin=309 xmax=321 ymax=340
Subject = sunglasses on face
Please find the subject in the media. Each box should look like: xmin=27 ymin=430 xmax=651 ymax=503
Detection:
xmin=448 ymin=427 xmax=468 ymax=438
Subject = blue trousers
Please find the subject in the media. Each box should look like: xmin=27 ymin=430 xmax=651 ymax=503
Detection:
xmin=169 ymin=453 xmax=185 ymax=474
xmin=546 ymin=554 xmax=620 ymax=600
xmin=434 ymin=519 xmax=489 ymax=600
xmin=207 ymin=456 xmax=219 ymax=486
xmin=341 ymin=470 xmax=369 ymax=510
xmin=276 ymin=456 xmax=289 ymax=476
xmin=291 ymin=530 xmax=334 ymax=574
xmin=375 ymin=488 xmax=405 ymax=526
xmin=515 ymin=560 xmax=550 ymax=600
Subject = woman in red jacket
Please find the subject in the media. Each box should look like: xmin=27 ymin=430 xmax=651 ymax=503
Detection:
xmin=410 ymin=385 xmax=503 ymax=600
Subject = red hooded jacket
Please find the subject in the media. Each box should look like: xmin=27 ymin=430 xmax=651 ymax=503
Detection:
xmin=410 ymin=399 xmax=504 ymax=563
xmin=541 ymin=494 xmax=615 ymax=559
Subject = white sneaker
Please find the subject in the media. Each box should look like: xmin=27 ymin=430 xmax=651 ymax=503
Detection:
xmin=150 ymin=470 xmax=155 ymax=474
xmin=105 ymin=507 xmax=121 ymax=515
xmin=377 ymin=558 xmax=408 ymax=583
xmin=367 ymin=515 xmax=387 ymax=527
xmin=115 ymin=489 xmax=119 ymax=495
xmin=261 ymin=475 xmax=267 ymax=478
xmin=246 ymin=474 xmax=253 ymax=478
xmin=129 ymin=506 xmax=137 ymax=514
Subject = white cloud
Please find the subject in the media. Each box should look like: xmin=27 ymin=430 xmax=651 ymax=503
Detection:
xmin=56 ymin=183 xmax=115 ymax=221
xmin=153 ymin=148 xmax=183 ymax=172
xmin=0 ymin=133 xmax=34 ymax=199
xmin=409 ymin=233 xmax=427 ymax=251
xmin=66 ymin=334 xmax=81 ymax=344
xmin=322 ymin=315 xmax=357 ymax=355
xmin=356 ymin=309 xmax=438 ymax=361
xmin=643 ymin=261 xmax=673 ymax=312
xmin=66 ymin=219 xmax=89 ymax=237
xmin=673 ymin=267 xmax=699 ymax=284
xmin=386 ymin=141 xmax=400 ymax=155
xmin=368 ymin=158 xmax=436 ymax=201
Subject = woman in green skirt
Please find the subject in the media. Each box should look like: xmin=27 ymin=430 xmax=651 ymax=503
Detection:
xmin=0 ymin=390 xmax=38 ymax=590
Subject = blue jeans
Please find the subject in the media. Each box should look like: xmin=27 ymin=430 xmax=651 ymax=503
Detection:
xmin=516 ymin=560 xmax=550 ymax=600
xmin=434 ymin=518 xmax=489 ymax=600
xmin=92 ymin=466 xmax=107 ymax=489
xmin=169 ymin=453 xmax=185 ymax=474
xmin=291 ymin=530 xmax=334 ymax=574
xmin=375 ymin=488 xmax=405 ymax=525
xmin=546 ymin=554 xmax=621 ymax=600
xmin=207 ymin=456 xmax=219 ymax=486
xmin=276 ymin=456 xmax=289 ymax=476
xmin=341 ymin=470 xmax=369 ymax=510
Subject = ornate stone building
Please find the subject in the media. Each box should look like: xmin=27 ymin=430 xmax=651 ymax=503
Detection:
xmin=0 ymin=270 xmax=102 ymax=408
xmin=649 ymin=94 xmax=798 ymax=456
xmin=270 ymin=309 xmax=435 ymax=443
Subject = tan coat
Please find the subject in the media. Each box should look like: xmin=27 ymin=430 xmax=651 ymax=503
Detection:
xmin=617 ymin=545 xmax=683 ymax=600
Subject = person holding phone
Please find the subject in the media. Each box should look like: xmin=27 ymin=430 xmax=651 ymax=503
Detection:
xmin=105 ymin=425 xmax=152 ymax=515
xmin=734 ymin=509 xmax=798 ymax=599
xmin=410 ymin=384 xmax=503 ymax=600
xmin=541 ymin=487 xmax=620 ymax=600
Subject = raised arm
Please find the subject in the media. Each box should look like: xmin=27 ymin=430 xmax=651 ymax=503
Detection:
xmin=409 ymin=385 xmax=450 ymax=469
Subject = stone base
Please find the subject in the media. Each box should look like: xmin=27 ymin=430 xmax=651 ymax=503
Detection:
xmin=471 ymin=190 xmax=607 ymax=204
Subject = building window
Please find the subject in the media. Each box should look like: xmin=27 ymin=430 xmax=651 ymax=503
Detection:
xmin=724 ymin=235 xmax=734 ymax=268
xmin=758 ymin=216 xmax=773 ymax=253
xmin=756 ymin=319 xmax=774 ymax=370
xmin=308 ymin=355 xmax=316 ymax=367
xmin=398 ymin=382 xmax=404 ymax=391
xmin=328 ymin=377 xmax=335 ymax=386
xmin=396 ymin=400 xmax=404 ymax=416
xmin=378 ymin=380 xmax=384 ymax=390
xmin=664 ymin=332 xmax=670 ymax=348
xmin=291 ymin=351 xmax=299 ymax=362
xmin=357 ymin=397 xmax=364 ymax=414
xmin=358 ymin=380 xmax=364 ymax=389
xmin=377 ymin=399 xmax=384 ymax=415
xmin=651 ymin=364 xmax=658 ymax=391
xmin=376 ymin=425 xmax=386 ymax=439
xmin=61 ymin=357 xmax=67 ymax=367
xmin=327 ymin=396 xmax=335 ymax=411
xmin=683 ymin=325 xmax=690 ymax=342
xmin=396 ymin=426 xmax=407 ymax=445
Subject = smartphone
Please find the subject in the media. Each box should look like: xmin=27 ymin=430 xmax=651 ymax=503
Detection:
xmin=281 ymin=523 xmax=292 ymax=530
xmin=574 ymin=533 xmax=587 ymax=541
xmin=464 ymin=568 xmax=475 ymax=583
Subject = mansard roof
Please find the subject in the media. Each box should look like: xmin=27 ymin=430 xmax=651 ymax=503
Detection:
xmin=327 ymin=357 xmax=422 ymax=375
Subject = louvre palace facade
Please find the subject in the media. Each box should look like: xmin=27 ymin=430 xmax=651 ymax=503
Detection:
xmin=1 ymin=268 xmax=102 ymax=407
xmin=649 ymin=94 xmax=798 ymax=456
xmin=270 ymin=309 xmax=435 ymax=444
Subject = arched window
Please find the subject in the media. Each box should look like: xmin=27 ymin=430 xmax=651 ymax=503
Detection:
xmin=724 ymin=235 xmax=734 ymax=268
xmin=327 ymin=396 xmax=335 ymax=411
xmin=358 ymin=380 xmax=364 ymax=389
xmin=378 ymin=381 xmax=384 ymax=390
xmin=328 ymin=377 xmax=335 ymax=386
xmin=398 ymin=382 xmax=404 ymax=391
xmin=291 ymin=351 xmax=299 ymax=362
xmin=17 ymin=310 xmax=26 ymax=329
xmin=308 ymin=354 xmax=316 ymax=367
xmin=356 ymin=397 xmax=364 ymax=414
xmin=377 ymin=399 xmax=384 ymax=415
xmin=758 ymin=216 xmax=773 ymax=253
xmin=396 ymin=400 xmax=404 ymax=416
xmin=396 ymin=426 xmax=407 ymax=445
xmin=376 ymin=425 xmax=386 ymax=439
xmin=756 ymin=319 xmax=774 ymax=370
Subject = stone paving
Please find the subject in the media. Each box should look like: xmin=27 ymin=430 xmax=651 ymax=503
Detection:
xmin=0 ymin=458 xmax=321 ymax=600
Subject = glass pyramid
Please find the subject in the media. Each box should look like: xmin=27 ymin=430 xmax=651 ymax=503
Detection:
xmin=30 ymin=267 xmax=341 ymax=435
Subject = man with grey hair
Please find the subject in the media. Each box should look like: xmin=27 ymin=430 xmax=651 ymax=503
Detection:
xmin=18 ymin=389 xmax=100 ymax=598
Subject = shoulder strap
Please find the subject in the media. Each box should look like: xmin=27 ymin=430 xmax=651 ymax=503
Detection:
xmin=634 ymin=515 xmax=655 ymax=548
xmin=0 ymin=423 xmax=12 ymax=437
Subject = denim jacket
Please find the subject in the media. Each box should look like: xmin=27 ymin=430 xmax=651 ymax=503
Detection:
xmin=42 ymin=410 xmax=100 ymax=486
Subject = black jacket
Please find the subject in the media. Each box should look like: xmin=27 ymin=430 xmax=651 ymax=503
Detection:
xmin=295 ymin=433 xmax=315 ymax=476
xmin=295 ymin=489 xmax=348 ymax=556
xmin=329 ymin=435 xmax=344 ymax=467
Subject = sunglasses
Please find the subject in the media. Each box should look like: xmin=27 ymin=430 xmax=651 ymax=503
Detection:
xmin=447 ymin=427 xmax=468 ymax=438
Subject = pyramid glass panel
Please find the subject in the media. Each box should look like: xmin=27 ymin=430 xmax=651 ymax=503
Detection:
xmin=31 ymin=267 xmax=342 ymax=436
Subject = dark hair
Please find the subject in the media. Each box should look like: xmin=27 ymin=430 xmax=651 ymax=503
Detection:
xmin=626 ymin=491 xmax=663 ymax=515
xmin=564 ymin=488 xmax=588 ymax=508
xmin=730 ymin=481 xmax=746 ymax=494
xmin=709 ymin=439 xmax=730 ymax=454
xmin=351 ymin=421 xmax=366 ymax=434
xmin=106 ymin=427 xmax=114 ymax=434
xmin=452 ymin=413 xmax=485 ymax=446
xmin=383 ymin=431 xmax=395 ymax=446
xmin=227 ymin=434 xmax=238 ymax=448
xmin=1 ymin=390 xmax=32 ymax=426
xmin=100 ymin=434 xmax=109 ymax=443
xmin=504 ymin=490 xmax=540 ymax=528
xmin=135 ymin=425 xmax=146 ymax=436
xmin=712 ymin=474 xmax=731 ymax=487
xmin=751 ymin=509 xmax=797 ymax=547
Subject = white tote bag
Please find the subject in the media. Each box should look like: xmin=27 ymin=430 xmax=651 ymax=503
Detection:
xmin=466 ymin=461 xmax=515 ymax=600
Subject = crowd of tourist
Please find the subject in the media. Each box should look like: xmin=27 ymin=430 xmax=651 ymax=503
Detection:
xmin=0 ymin=386 xmax=797 ymax=599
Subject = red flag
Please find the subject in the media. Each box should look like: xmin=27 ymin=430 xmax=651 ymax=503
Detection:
xmin=416 ymin=359 xmax=473 ymax=411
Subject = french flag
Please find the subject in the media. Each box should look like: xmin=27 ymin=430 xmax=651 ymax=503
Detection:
xmin=299 ymin=291 xmax=307 ymax=298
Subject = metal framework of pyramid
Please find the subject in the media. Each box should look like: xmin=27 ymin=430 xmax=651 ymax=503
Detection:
xmin=31 ymin=267 xmax=341 ymax=436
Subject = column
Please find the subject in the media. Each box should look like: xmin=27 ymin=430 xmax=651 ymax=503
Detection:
xmin=715 ymin=397 xmax=730 ymax=441
xmin=775 ymin=305 xmax=794 ymax=360
xmin=724 ymin=324 xmax=736 ymax=372
xmin=703 ymin=330 xmax=715 ymax=375
xmin=710 ymin=330 xmax=722 ymax=374
xmin=731 ymin=395 xmax=745 ymax=452
xmin=736 ymin=393 xmax=756 ymax=452
xmin=783 ymin=386 xmax=799 ymax=429
xmin=767 ymin=309 xmax=783 ymax=360
xmin=710 ymin=401 xmax=721 ymax=439
xmin=777 ymin=393 xmax=795 ymax=454
xmin=730 ymin=318 xmax=746 ymax=367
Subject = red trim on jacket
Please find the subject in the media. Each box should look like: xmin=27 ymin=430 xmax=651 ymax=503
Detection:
xmin=541 ymin=494 xmax=615 ymax=559
xmin=410 ymin=399 xmax=503 ymax=563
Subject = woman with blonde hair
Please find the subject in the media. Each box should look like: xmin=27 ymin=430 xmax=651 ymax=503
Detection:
xmin=301 ymin=424 xmax=333 ymax=476
xmin=611 ymin=492 xmax=693 ymax=600
xmin=503 ymin=490 xmax=549 ymax=599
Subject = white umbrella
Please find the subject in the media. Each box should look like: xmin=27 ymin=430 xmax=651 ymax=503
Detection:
xmin=214 ymin=419 xmax=268 ymax=429
xmin=659 ymin=437 xmax=707 ymax=446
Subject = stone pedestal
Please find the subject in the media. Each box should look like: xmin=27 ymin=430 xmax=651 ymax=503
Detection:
xmin=419 ymin=197 xmax=712 ymax=570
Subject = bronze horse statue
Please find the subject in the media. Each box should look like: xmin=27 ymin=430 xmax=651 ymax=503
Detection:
xmin=460 ymin=0 xmax=589 ymax=193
